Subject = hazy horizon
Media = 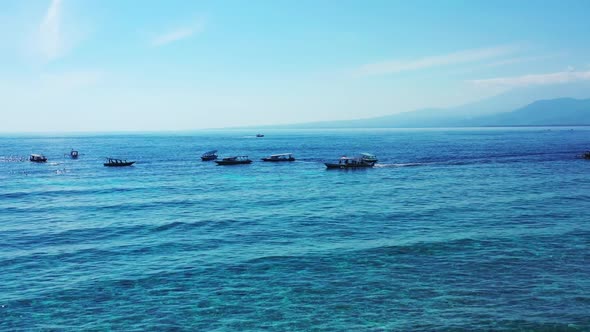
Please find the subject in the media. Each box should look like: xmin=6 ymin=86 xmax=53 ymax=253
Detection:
xmin=2 ymin=0 xmax=590 ymax=132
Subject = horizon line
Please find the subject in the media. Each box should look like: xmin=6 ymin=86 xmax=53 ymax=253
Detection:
xmin=2 ymin=125 xmax=590 ymax=136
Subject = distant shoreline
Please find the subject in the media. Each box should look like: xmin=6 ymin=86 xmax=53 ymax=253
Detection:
xmin=225 ymin=124 xmax=590 ymax=130
xmin=1 ymin=125 xmax=590 ymax=136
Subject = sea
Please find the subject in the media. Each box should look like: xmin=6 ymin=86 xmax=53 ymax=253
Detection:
xmin=1 ymin=128 xmax=589 ymax=331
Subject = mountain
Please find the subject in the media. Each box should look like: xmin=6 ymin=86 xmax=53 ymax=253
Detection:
xmin=263 ymin=97 xmax=590 ymax=128
xmin=468 ymin=98 xmax=590 ymax=126
xmin=255 ymin=82 xmax=590 ymax=128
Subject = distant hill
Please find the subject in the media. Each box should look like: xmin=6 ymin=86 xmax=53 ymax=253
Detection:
xmin=263 ymin=97 xmax=590 ymax=129
xmin=249 ymin=81 xmax=590 ymax=128
xmin=467 ymin=98 xmax=590 ymax=126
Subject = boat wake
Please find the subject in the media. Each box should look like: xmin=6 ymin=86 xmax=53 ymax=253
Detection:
xmin=375 ymin=150 xmax=582 ymax=169
xmin=0 ymin=156 xmax=26 ymax=163
xmin=54 ymin=168 xmax=69 ymax=175
xmin=374 ymin=163 xmax=426 ymax=168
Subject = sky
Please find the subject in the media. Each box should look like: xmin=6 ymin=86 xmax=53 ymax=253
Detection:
xmin=1 ymin=0 xmax=590 ymax=132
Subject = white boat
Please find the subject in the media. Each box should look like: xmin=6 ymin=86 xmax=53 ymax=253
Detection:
xmin=29 ymin=154 xmax=47 ymax=163
xmin=104 ymin=158 xmax=135 ymax=167
xmin=360 ymin=153 xmax=378 ymax=165
xmin=215 ymin=156 xmax=252 ymax=165
xmin=201 ymin=150 xmax=218 ymax=161
xmin=325 ymin=156 xmax=374 ymax=169
xmin=261 ymin=153 xmax=295 ymax=162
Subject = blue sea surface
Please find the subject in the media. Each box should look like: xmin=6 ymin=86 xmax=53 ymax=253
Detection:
xmin=1 ymin=128 xmax=589 ymax=331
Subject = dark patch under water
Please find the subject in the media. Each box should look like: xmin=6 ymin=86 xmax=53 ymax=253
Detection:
xmin=1 ymin=128 xmax=589 ymax=331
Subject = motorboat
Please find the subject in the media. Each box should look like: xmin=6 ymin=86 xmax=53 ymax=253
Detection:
xmin=215 ymin=156 xmax=252 ymax=165
xmin=261 ymin=153 xmax=295 ymax=162
xmin=29 ymin=154 xmax=47 ymax=163
xmin=583 ymin=151 xmax=590 ymax=160
xmin=104 ymin=158 xmax=135 ymax=167
xmin=201 ymin=150 xmax=218 ymax=161
xmin=360 ymin=153 xmax=378 ymax=165
xmin=325 ymin=156 xmax=374 ymax=169
xmin=69 ymin=149 xmax=79 ymax=159
xmin=256 ymin=134 xmax=264 ymax=137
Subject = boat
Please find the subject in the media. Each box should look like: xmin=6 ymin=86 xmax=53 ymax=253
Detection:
xmin=103 ymin=158 xmax=135 ymax=167
xmin=583 ymin=151 xmax=590 ymax=159
xmin=215 ymin=156 xmax=252 ymax=165
xmin=325 ymin=156 xmax=375 ymax=169
xmin=201 ymin=150 xmax=218 ymax=161
xmin=360 ymin=153 xmax=378 ymax=165
xmin=256 ymin=134 xmax=264 ymax=137
xmin=261 ymin=153 xmax=295 ymax=162
xmin=29 ymin=154 xmax=47 ymax=163
xmin=69 ymin=149 xmax=79 ymax=159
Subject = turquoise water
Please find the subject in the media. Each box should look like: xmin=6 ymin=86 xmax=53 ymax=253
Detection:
xmin=1 ymin=128 xmax=589 ymax=331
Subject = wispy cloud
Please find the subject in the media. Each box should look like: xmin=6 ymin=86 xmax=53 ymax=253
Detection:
xmin=483 ymin=54 xmax=561 ymax=68
xmin=358 ymin=45 xmax=519 ymax=76
xmin=151 ymin=22 xmax=205 ymax=47
xmin=38 ymin=0 xmax=63 ymax=61
xmin=470 ymin=69 xmax=590 ymax=88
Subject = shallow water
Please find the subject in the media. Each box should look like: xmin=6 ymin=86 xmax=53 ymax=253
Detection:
xmin=1 ymin=128 xmax=589 ymax=331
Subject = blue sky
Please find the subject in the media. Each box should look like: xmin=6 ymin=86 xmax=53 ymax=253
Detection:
xmin=1 ymin=0 xmax=589 ymax=132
